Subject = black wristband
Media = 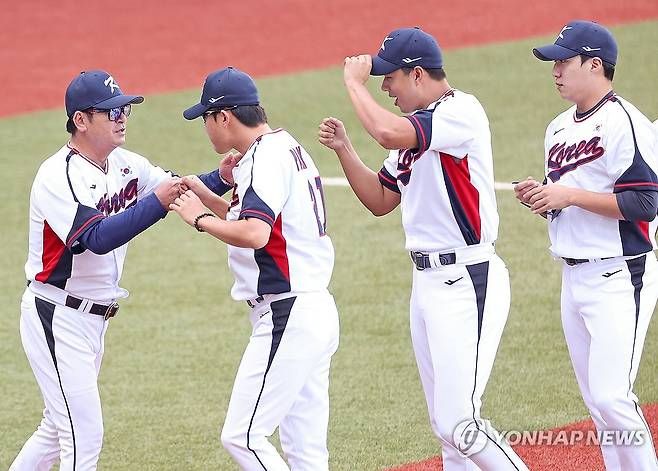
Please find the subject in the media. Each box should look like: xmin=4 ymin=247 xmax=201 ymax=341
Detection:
xmin=193 ymin=212 xmax=215 ymax=232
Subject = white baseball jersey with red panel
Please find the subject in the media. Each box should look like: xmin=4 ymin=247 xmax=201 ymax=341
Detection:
xmin=226 ymin=129 xmax=334 ymax=301
xmin=25 ymin=144 xmax=170 ymax=302
xmin=377 ymin=89 xmax=499 ymax=252
xmin=375 ymin=90 xmax=528 ymax=469
xmin=543 ymin=92 xmax=658 ymax=258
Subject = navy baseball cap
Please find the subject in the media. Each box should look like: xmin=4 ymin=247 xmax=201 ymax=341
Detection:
xmin=533 ymin=20 xmax=617 ymax=66
xmin=65 ymin=70 xmax=143 ymax=117
xmin=371 ymin=27 xmax=443 ymax=76
xmin=183 ymin=67 xmax=260 ymax=120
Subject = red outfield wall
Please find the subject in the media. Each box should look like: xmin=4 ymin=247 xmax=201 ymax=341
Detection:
xmin=2 ymin=0 xmax=658 ymax=117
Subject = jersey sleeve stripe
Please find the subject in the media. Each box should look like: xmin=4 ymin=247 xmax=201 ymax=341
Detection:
xmin=378 ymin=168 xmax=401 ymax=194
xmin=614 ymin=182 xmax=658 ymax=189
xmin=240 ymin=209 xmax=275 ymax=226
xmin=407 ymin=114 xmax=428 ymax=153
xmin=65 ymin=214 xmax=105 ymax=248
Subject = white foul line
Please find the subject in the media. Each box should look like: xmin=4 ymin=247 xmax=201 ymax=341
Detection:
xmin=323 ymin=177 xmax=515 ymax=191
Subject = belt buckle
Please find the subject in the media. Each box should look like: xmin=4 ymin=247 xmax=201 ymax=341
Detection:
xmin=438 ymin=253 xmax=452 ymax=265
xmin=104 ymin=302 xmax=120 ymax=320
xmin=410 ymin=251 xmax=429 ymax=271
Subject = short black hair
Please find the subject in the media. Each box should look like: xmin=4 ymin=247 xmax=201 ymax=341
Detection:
xmin=580 ymin=55 xmax=615 ymax=81
xmin=401 ymin=67 xmax=447 ymax=81
xmin=229 ymin=105 xmax=268 ymax=127
xmin=66 ymin=116 xmax=76 ymax=134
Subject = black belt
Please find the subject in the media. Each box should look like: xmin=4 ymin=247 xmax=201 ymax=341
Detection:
xmin=562 ymin=257 xmax=613 ymax=266
xmin=410 ymin=251 xmax=457 ymax=270
xmin=65 ymin=295 xmax=119 ymax=320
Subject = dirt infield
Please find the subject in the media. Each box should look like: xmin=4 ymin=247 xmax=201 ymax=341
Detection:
xmin=387 ymin=403 xmax=658 ymax=470
xmin=2 ymin=0 xmax=658 ymax=117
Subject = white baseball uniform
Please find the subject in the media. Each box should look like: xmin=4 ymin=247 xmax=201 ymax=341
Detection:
xmin=219 ymin=129 xmax=339 ymax=471
xmin=11 ymin=144 xmax=169 ymax=471
xmin=543 ymin=92 xmax=658 ymax=470
xmin=378 ymin=89 xmax=528 ymax=470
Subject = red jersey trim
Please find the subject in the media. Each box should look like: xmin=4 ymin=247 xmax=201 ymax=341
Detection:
xmin=264 ymin=216 xmax=290 ymax=281
xmin=614 ymin=182 xmax=658 ymax=189
xmin=35 ymin=221 xmax=67 ymax=283
xmin=407 ymin=115 xmax=427 ymax=152
xmin=240 ymin=209 xmax=275 ymax=225
xmin=66 ymin=214 xmax=105 ymax=248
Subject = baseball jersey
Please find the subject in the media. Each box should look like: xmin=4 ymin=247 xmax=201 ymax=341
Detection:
xmin=226 ymin=129 xmax=334 ymax=301
xmin=25 ymin=144 xmax=170 ymax=301
xmin=544 ymin=92 xmax=658 ymax=258
xmin=377 ymin=89 xmax=499 ymax=252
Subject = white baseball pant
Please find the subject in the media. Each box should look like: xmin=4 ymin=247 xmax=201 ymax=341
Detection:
xmin=410 ymin=253 xmax=528 ymax=470
xmin=561 ymin=253 xmax=658 ymax=470
xmin=10 ymin=288 xmax=108 ymax=471
xmin=220 ymin=290 xmax=339 ymax=471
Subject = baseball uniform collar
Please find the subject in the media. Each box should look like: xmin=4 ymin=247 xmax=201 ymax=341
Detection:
xmin=573 ymin=90 xmax=615 ymax=122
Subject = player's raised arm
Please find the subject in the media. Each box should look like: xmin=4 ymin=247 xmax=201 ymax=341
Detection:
xmin=343 ymin=55 xmax=419 ymax=150
xmin=318 ymin=117 xmax=400 ymax=216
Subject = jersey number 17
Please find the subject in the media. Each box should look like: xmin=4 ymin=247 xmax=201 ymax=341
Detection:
xmin=308 ymin=176 xmax=327 ymax=236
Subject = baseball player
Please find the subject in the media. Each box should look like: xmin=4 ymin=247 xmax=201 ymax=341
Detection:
xmin=171 ymin=67 xmax=339 ymax=471
xmin=10 ymin=70 xmax=232 ymax=471
xmin=318 ymin=28 xmax=528 ymax=470
xmin=516 ymin=20 xmax=658 ymax=470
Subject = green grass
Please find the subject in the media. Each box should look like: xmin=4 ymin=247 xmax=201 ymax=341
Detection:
xmin=1 ymin=20 xmax=658 ymax=470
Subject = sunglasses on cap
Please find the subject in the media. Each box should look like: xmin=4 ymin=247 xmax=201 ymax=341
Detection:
xmin=202 ymin=105 xmax=238 ymax=123
xmin=85 ymin=104 xmax=132 ymax=122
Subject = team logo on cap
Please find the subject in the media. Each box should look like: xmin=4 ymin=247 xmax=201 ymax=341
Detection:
xmin=381 ymin=36 xmax=394 ymax=51
xmin=104 ymin=76 xmax=119 ymax=93
xmin=558 ymin=25 xmax=572 ymax=40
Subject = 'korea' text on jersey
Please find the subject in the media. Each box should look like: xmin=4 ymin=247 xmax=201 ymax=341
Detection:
xmin=543 ymin=92 xmax=658 ymax=258
xmin=25 ymin=144 xmax=169 ymax=301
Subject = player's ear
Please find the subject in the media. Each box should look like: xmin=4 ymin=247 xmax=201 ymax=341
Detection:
xmin=220 ymin=110 xmax=232 ymax=127
xmin=589 ymin=57 xmax=604 ymax=74
xmin=413 ymin=66 xmax=423 ymax=82
xmin=73 ymin=110 xmax=89 ymax=132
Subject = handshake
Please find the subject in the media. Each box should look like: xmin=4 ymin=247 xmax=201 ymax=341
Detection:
xmin=154 ymin=151 xmax=241 ymax=226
